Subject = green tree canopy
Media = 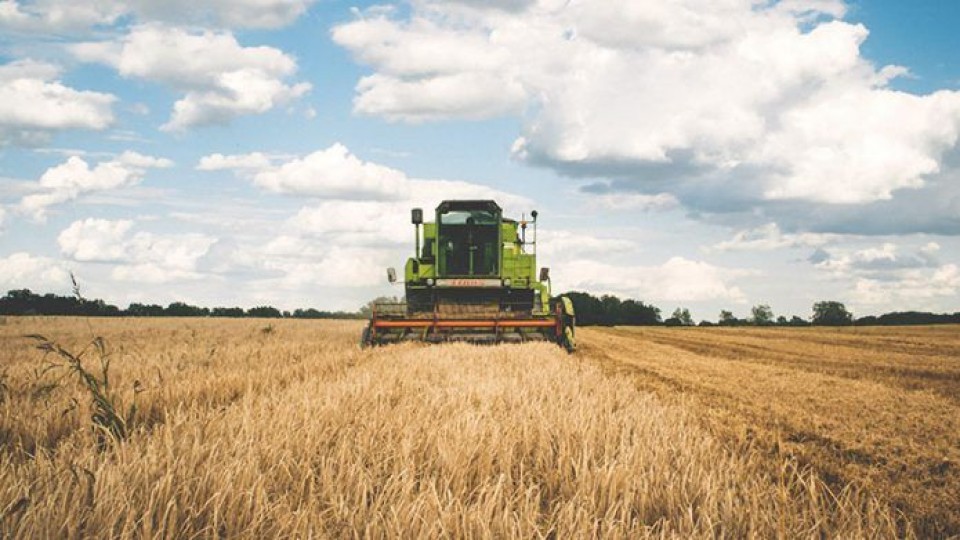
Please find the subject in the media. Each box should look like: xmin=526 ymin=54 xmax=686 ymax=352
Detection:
xmin=812 ymin=301 xmax=853 ymax=326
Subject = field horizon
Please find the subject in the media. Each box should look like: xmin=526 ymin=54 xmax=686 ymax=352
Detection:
xmin=2 ymin=317 xmax=957 ymax=537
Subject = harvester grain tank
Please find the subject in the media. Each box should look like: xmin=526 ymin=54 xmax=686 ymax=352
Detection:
xmin=361 ymin=200 xmax=576 ymax=351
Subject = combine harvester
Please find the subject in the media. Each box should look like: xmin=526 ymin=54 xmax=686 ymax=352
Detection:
xmin=361 ymin=200 xmax=576 ymax=351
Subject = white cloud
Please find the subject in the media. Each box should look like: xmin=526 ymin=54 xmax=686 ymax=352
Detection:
xmin=852 ymin=264 xmax=960 ymax=308
xmin=199 ymin=142 xmax=531 ymax=210
xmin=71 ymin=24 xmax=310 ymax=130
xmin=813 ymin=241 xmax=940 ymax=275
xmin=0 ymin=0 xmax=312 ymax=31
xmin=711 ymin=223 xmax=835 ymax=252
xmin=116 ymin=150 xmax=174 ymax=169
xmin=557 ymin=256 xmax=746 ymax=303
xmin=0 ymin=0 xmax=123 ymax=31
xmin=197 ymin=152 xmax=273 ymax=171
xmin=537 ymin=229 xmax=636 ymax=260
xmin=286 ymin=202 xmax=411 ymax=245
xmin=353 ymin=72 xmax=526 ymax=122
xmin=331 ymin=1 xmax=960 ymax=220
xmin=251 ymin=143 xmax=408 ymax=199
xmin=0 ymin=252 xmax=70 ymax=292
xmin=57 ymin=218 xmax=133 ymax=261
xmin=18 ymin=151 xmax=172 ymax=221
xmin=130 ymin=0 xmax=314 ymax=29
xmin=57 ymin=218 xmax=217 ymax=283
xmin=586 ymin=193 xmax=680 ymax=212
xmin=0 ymin=59 xmax=115 ymax=145
xmin=257 ymin=245 xmax=390 ymax=289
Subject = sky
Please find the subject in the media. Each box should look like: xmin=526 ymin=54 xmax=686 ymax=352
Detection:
xmin=1 ymin=0 xmax=959 ymax=322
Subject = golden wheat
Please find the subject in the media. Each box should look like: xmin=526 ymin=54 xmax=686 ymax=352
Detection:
xmin=0 ymin=318 xmax=915 ymax=537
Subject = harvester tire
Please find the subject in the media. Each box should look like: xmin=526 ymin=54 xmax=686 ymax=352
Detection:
xmin=562 ymin=325 xmax=576 ymax=353
xmin=360 ymin=324 xmax=373 ymax=349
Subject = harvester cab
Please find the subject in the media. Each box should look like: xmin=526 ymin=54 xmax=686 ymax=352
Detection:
xmin=361 ymin=200 xmax=576 ymax=351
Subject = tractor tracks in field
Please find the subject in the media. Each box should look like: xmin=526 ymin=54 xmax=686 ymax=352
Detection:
xmin=577 ymin=327 xmax=960 ymax=538
xmin=611 ymin=327 xmax=960 ymax=404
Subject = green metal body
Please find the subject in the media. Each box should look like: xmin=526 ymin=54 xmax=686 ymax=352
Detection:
xmin=403 ymin=200 xmax=550 ymax=313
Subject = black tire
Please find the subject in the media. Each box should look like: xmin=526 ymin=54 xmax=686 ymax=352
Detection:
xmin=360 ymin=324 xmax=373 ymax=349
xmin=562 ymin=325 xmax=576 ymax=353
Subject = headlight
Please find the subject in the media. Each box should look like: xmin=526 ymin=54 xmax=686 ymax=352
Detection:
xmin=503 ymin=278 xmax=511 ymax=287
xmin=426 ymin=278 xmax=435 ymax=286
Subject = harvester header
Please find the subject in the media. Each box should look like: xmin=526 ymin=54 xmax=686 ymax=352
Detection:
xmin=361 ymin=200 xmax=576 ymax=351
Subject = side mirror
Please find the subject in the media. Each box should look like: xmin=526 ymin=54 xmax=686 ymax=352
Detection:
xmin=539 ymin=267 xmax=550 ymax=282
xmin=411 ymin=208 xmax=423 ymax=225
xmin=387 ymin=267 xmax=397 ymax=283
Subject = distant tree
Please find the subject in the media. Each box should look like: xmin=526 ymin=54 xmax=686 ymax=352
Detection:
xmin=789 ymin=315 xmax=809 ymax=326
xmin=865 ymin=311 xmax=960 ymax=326
xmin=718 ymin=310 xmax=739 ymax=326
xmin=165 ymin=302 xmax=209 ymax=317
xmin=127 ymin=303 xmax=165 ymax=317
xmin=750 ymin=304 xmax=775 ymax=326
xmin=698 ymin=320 xmax=716 ymax=327
xmin=812 ymin=301 xmax=853 ymax=326
xmin=80 ymin=298 xmax=121 ymax=316
xmin=775 ymin=315 xmax=788 ymax=326
xmin=247 ymin=306 xmax=282 ymax=318
xmin=211 ymin=307 xmax=245 ymax=318
xmin=618 ymin=299 xmax=661 ymax=325
xmin=563 ymin=292 xmax=605 ymax=325
xmin=549 ymin=292 xmax=662 ymax=326
xmin=293 ymin=308 xmax=324 ymax=319
xmin=666 ymin=307 xmax=693 ymax=327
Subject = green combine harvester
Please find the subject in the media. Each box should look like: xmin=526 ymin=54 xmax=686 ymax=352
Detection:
xmin=361 ymin=200 xmax=576 ymax=351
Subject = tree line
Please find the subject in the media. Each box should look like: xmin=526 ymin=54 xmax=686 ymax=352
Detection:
xmin=3 ymin=288 xmax=959 ymax=327
xmin=0 ymin=289 xmax=362 ymax=319
xmin=559 ymin=292 xmax=960 ymax=327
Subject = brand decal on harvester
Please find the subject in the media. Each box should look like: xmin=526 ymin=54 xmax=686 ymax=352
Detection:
xmin=436 ymin=279 xmax=502 ymax=287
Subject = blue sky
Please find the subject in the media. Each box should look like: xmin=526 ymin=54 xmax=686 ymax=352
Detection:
xmin=1 ymin=0 xmax=959 ymax=321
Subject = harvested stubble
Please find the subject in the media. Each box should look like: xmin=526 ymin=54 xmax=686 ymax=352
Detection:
xmin=1 ymin=318 xmax=904 ymax=537
xmin=583 ymin=325 xmax=960 ymax=537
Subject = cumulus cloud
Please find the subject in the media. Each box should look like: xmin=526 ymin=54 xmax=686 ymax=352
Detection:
xmin=71 ymin=24 xmax=311 ymax=130
xmin=805 ymin=239 xmax=960 ymax=310
xmin=812 ymin=242 xmax=940 ymax=275
xmin=257 ymin=244 xmax=391 ymax=289
xmin=852 ymin=264 xmax=960 ymax=308
xmin=197 ymin=152 xmax=273 ymax=171
xmin=250 ymin=143 xmax=409 ymax=199
xmin=557 ymin=256 xmax=747 ymax=304
xmin=0 ymin=59 xmax=115 ymax=145
xmin=198 ymin=142 xmax=531 ymax=209
xmin=18 ymin=151 xmax=172 ymax=221
xmin=536 ymin=230 xmax=636 ymax=260
xmin=332 ymin=1 xmax=960 ymax=234
xmin=57 ymin=218 xmax=217 ymax=283
xmin=0 ymin=0 xmax=123 ymax=32
xmin=0 ymin=0 xmax=312 ymax=31
xmin=0 ymin=252 xmax=70 ymax=291
xmin=711 ymin=223 xmax=836 ymax=252
xmin=586 ymin=193 xmax=680 ymax=212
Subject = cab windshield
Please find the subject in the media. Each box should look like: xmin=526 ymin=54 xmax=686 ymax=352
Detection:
xmin=438 ymin=209 xmax=499 ymax=276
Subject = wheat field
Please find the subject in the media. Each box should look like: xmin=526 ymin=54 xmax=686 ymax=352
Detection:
xmin=2 ymin=318 xmax=956 ymax=537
